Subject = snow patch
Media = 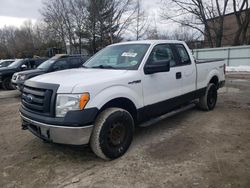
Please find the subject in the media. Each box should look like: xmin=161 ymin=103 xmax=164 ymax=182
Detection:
xmin=226 ymin=66 xmax=250 ymax=72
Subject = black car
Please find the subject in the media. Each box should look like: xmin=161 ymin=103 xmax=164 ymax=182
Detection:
xmin=12 ymin=54 xmax=89 ymax=91
xmin=0 ymin=59 xmax=15 ymax=68
xmin=0 ymin=58 xmax=47 ymax=90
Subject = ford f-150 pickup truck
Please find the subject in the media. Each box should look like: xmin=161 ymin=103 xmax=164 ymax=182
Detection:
xmin=20 ymin=40 xmax=225 ymax=160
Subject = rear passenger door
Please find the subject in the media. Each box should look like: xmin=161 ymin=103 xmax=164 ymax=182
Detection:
xmin=173 ymin=44 xmax=196 ymax=94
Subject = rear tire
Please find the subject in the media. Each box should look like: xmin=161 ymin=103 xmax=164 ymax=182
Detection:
xmin=90 ymin=108 xmax=134 ymax=160
xmin=2 ymin=77 xmax=14 ymax=90
xmin=198 ymin=83 xmax=217 ymax=111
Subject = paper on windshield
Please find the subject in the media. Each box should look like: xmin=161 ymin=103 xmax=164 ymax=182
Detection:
xmin=121 ymin=52 xmax=137 ymax=57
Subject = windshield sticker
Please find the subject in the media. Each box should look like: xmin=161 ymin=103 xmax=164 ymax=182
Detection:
xmin=121 ymin=52 xmax=137 ymax=57
xmin=130 ymin=60 xmax=138 ymax=65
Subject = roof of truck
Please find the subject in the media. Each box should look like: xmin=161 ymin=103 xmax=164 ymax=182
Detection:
xmin=112 ymin=40 xmax=184 ymax=46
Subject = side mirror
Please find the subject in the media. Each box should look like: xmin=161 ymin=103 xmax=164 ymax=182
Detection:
xmin=21 ymin=64 xmax=27 ymax=70
xmin=144 ymin=60 xmax=170 ymax=74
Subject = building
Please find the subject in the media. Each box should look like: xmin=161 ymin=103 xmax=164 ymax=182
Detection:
xmin=204 ymin=8 xmax=250 ymax=47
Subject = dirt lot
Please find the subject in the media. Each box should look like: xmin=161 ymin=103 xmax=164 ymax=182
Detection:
xmin=0 ymin=74 xmax=250 ymax=188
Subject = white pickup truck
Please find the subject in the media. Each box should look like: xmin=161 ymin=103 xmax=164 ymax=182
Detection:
xmin=20 ymin=40 xmax=225 ymax=160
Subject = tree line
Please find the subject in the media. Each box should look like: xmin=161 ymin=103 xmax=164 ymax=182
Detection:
xmin=0 ymin=0 xmax=249 ymax=59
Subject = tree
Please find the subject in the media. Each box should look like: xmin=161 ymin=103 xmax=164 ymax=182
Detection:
xmin=41 ymin=0 xmax=71 ymax=53
xmin=85 ymin=0 xmax=135 ymax=54
xmin=232 ymin=0 xmax=250 ymax=45
xmin=0 ymin=22 xmax=62 ymax=59
xmin=41 ymin=0 xmax=135 ymax=55
xmin=68 ymin=0 xmax=88 ymax=54
xmin=146 ymin=15 xmax=159 ymax=39
xmin=130 ymin=0 xmax=149 ymax=40
xmin=161 ymin=0 xmax=229 ymax=47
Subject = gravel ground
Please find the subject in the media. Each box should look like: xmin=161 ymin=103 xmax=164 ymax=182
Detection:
xmin=0 ymin=74 xmax=250 ymax=188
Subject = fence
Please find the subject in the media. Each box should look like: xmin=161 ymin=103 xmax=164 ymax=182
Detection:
xmin=192 ymin=45 xmax=250 ymax=66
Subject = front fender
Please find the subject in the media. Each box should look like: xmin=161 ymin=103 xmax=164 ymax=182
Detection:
xmin=86 ymin=85 xmax=143 ymax=110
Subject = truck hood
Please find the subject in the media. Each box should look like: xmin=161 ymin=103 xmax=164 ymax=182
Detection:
xmin=14 ymin=69 xmax=45 ymax=78
xmin=15 ymin=69 xmax=45 ymax=75
xmin=29 ymin=68 xmax=129 ymax=93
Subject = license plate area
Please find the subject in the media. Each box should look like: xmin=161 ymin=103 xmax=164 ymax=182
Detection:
xmin=27 ymin=123 xmax=51 ymax=141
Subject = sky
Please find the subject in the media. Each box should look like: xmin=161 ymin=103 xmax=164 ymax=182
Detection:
xmin=0 ymin=0 xmax=163 ymax=28
xmin=0 ymin=0 xmax=43 ymax=27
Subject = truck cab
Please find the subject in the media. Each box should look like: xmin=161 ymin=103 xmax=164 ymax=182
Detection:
xmin=20 ymin=40 xmax=225 ymax=160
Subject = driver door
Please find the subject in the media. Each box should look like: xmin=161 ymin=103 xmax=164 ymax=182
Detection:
xmin=141 ymin=44 xmax=184 ymax=118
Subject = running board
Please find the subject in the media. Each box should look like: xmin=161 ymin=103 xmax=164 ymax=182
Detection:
xmin=138 ymin=103 xmax=196 ymax=127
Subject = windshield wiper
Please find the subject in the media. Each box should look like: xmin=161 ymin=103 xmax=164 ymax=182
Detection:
xmin=91 ymin=65 xmax=116 ymax=69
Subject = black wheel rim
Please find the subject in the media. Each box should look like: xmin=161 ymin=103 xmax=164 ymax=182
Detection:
xmin=207 ymin=86 xmax=217 ymax=108
xmin=108 ymin=122 xmax=126 ymax=147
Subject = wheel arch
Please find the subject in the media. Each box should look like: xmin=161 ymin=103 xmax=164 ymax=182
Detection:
xmin=98 ymin=97 xmax=138 ymax=123
xmin=206 ymin=69 xmax=220 ymax=89
xmin=209 ymin=75 xmax=219 ymax=88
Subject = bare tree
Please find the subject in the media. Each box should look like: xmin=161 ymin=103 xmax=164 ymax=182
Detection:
xmin=0 ymin=22 xmax=63 ymax=59
xmin=68 ymin=0 xmax=88 ymax=54
xmin=146 ymin=15 xmax=159 ymax=39
xmin=232 ymin=0 xmax=250 ymax=45
xmin=41 ymin=0 xmax=71 ymax=53
xmin=130 ymin=0 xmax=149 ymax=40
xmin=161 ymin=0 xmax=229 ymax=47
xmin=85 ymin=0 xmax=135 ymax=54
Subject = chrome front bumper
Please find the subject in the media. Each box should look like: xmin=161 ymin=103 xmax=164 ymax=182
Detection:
xmin=20 ymin=114 xmax=93 ymax=145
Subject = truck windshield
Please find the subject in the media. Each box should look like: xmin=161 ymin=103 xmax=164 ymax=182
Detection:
xmin=8 ymin=59 xmax=24 ymax=68
xmin=37 ymin=59 xmax=56 ymax=70
xmin=83 ymin=44 xmax=150 ymax=70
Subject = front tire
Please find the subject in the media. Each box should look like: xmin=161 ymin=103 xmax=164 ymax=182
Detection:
xmin=90 ymin=108 xmax=134 ymax=160
xmin=2 ymin=77 xmax=14 ymax=90
xmin=198 ymin=83 xmax=218 ymax=111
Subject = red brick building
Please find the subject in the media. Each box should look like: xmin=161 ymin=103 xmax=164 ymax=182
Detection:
xmin=204 ymin=9 xmax=250 ymax=47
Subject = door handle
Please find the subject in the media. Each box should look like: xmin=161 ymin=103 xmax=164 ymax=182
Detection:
xmin=176 ymin=72 xmax=182 ymax=79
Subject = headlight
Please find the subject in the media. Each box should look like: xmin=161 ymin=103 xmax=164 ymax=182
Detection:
xmin=56 ymin=93 xmax=90 ymax=117
xmin=18 ymin=75 xmax=26 ymax=80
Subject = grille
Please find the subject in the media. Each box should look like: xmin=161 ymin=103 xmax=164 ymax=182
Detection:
xmin=22 ymin=85 xmax=53 ymax=115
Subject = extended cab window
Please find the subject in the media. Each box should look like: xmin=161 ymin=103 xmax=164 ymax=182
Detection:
xmin=175 ymin=44 xmax=191 ymax=65
xmin=29 ymin=60 xmax=36 ymax=68
xmin=70 ymin=58 xmax=81 ymax=68
xmin=147 ymin=44 xmax=176 ymax=67
xmin=52 ymin=60 xmax=69 ymax=71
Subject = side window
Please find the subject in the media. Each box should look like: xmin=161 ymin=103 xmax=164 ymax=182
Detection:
xmin=22 ymin=61 xmax=31 ymax=69
xmin=147 ymin=44 xmax=176 ymax=67
xmin=70 ymin=58 xmax=81 ymax=68
xmin=175 ymin=44 xmax=191 ymax=65
xmin=29 ymin=60 xmax=36 ymax=68
xmin=52 ymin=60 xmax=69 ymax=71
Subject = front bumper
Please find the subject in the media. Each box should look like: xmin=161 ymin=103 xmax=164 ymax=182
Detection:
xmin=21 ymin=113 xmax=94 ymax=145
xmin=11 ymin=79 xmax=24 ymax=91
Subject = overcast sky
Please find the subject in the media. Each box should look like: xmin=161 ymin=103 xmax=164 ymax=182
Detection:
xmin=0 ymin=0 xmax=163 ymax=28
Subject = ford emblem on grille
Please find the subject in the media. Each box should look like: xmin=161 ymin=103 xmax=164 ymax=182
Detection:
xmin=26 ymin=94 xmax=34 ymax=103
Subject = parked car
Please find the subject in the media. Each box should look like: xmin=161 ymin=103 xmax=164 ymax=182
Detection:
xmin=20 ymin=40 xmax=225 ymax=160
xmin=12 ymin=54 xmax=89 ymax=91
xmin=0 ymin=59 xmax=15 ymax=68
xmin=0 ymin=58 xmax=47 ymax=90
